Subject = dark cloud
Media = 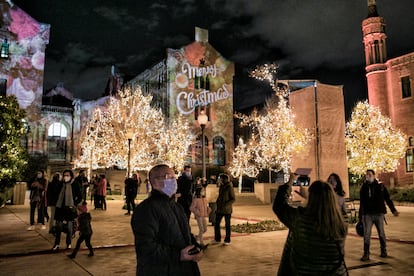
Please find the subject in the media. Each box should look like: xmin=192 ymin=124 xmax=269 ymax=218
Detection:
xmin=11 ymin=0 xmax=414 ymax=115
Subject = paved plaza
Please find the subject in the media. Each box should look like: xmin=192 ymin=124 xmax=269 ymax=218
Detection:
xmin=1 ymin=195 xmax=413 ymax=275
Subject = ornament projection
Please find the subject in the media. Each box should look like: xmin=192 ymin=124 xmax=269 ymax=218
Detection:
xmin=346 ymin=101 xmax=407 ymax=175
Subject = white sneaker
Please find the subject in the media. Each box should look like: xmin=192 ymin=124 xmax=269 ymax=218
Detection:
xmin=67 ymin=244 xmax=72 ymax=249
xmin=27 ymin=225 xmax=35 ymax=231
xmin=41 ymin=225 xmax=47 ymax=230
xmin=223 ymin=242 xmax=231 ymax=246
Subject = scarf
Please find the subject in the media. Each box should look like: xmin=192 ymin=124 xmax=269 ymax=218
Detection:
xmin=56 ymin=180 xmax=75 ymax=208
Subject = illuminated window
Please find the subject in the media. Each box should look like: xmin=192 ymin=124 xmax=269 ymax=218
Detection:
xmin=402 ymin=76 xmax=411 ymax=98
xmin=407 ymin=137 xmax=414 ymax=172
xmin=48 ymin=122 xmax=68 ymax=137
xmin=47 ymin=122 xmax=68 ymax=160
xmin=213 ymin=136 xmax=226 ymax=166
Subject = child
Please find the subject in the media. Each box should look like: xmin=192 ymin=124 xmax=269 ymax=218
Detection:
xmin=189 ymin=187 xmax=211 ymax=246
xmin=68 ymin=201 xmax=94 ymax=258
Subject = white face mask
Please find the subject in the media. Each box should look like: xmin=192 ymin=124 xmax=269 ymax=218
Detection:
xmin=366 ymin=176 xmax=374 ymax=183
xmin=162 ymin=178 xmax=177 ymax=198
xmin=64 ymin=176 xmax=71 ymax=183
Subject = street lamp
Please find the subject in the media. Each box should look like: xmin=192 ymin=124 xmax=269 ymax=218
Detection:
xmin=197 ymin=110 xmax=208 ymax=180
xmin=126 ymin=131 xmax=133 ymax=178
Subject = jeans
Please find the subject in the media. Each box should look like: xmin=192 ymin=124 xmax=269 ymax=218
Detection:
xmin=71 ymin=233 xmax=93 ymax=257
xmin=196 ymin=216 xmax=208 ymax=244
xmin=125 ymin=196 xmax=136 ymax=213
xmin=29 ymin=201 xmax=44 ymax=225
xmin=214 ymin=213 xmax=231 ymax=243
xmin=362 ymin=213 xmax=386 ymax=253
xmin=54 ymin=220 xmax=73 ymax=247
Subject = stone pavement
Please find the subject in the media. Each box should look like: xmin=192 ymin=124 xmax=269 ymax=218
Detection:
xmin=1 ymin=196 xmax=414 ymax=276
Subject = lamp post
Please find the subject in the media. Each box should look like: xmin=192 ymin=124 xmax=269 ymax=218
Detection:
xmin=126 ymin=131 xmax=133 ymax=178
xmin=197 ymin=110 xmax=208 ymax=180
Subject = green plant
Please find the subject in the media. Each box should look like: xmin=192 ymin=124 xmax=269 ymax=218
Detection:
xmin=231 ymin=220 xmax=287 ymax=233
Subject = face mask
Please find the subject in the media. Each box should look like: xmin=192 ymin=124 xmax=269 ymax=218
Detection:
xmin=64 ymin=176 xmax=71 ymax=183
xmin=366 ymin=176 xmax=374 ymax=183
xmin=162 ymin=178 xmax=177 ymax=198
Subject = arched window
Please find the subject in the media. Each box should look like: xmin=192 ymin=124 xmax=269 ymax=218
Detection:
xmin=407 ymin=137 xmax=414 ymax=172
xmin=213 ymin=136 xmax=225 ymax=166
xmin=47 ymin=122 xmax=67 ymax=160
xmin=195 ymin=134 xmax=209 ymax=164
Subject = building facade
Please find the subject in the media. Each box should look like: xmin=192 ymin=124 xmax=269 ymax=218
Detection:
xmin=129 ymin=27 xmax=235 ymax=174
xmin=362 ymin=0 xmax=414 ymax=186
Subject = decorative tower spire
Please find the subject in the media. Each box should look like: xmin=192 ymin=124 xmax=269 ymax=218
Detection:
xmin=367 ymin=0 xmax=379 ymax=18
xmin=362 ymin=0 xmax=389 ymax=116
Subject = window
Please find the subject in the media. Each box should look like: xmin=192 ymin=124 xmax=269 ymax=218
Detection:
xmin=195 ymin=135 xmax=209 ymax=164
xmin=213 ymin=136 xmax=226 ymax=166
xmin=405 ymin=136 xmax=414 ymax=172
xmin=406 ymin=149 xmax=413 ymax=172
xmin=0 ymin=79 xmax=6 ymax=96
xmin=402 ymin=76 xmax=412 ymax=98
xmin=406 ymin=137 xmax=414 ymax=172
xmin=47 ymin=122 xmax=67 ymax=160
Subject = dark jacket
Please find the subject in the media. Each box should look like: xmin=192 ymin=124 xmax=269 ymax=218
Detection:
xmin=46 ymin=179 xmax=62 ymax=207
xmin=131 ymin=190 xmax=200 ymax=276
xmin=216 ymin=181 xmax=235 ymax=214
xmin=78 ymin=212 xmax=93 ymax=236
xmin=273 ymin=184 xmax=348 ymax=276
xmin=359 ymin=179 xmax=397 ymax=216
xmin=125 ymin=178 xmax=138 ymax=198
xmin=29 ymin=177 xmax=47 ymax=203
xmin=177 ymin=174 xmax=194 ymax=216
xmin=55 ymin=180 xmax=82 ymax=222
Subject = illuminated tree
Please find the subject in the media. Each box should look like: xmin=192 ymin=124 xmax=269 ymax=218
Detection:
xmin=229 ymin=137 xmax=259 ymax=193
xmin=346 ymin=101 xmax=407 ymax=175
xmin=159 ymin=115 xmax=194 ymax=172
xmin=236 ymin=64 xmax=311 ymax=180
xmin=74 ymin=108 xmax=115 ymax=178
xmin=75 ymin=86 xmax=194 ymax=174
xmin=0 ymin=95 xmax=28 ymax=192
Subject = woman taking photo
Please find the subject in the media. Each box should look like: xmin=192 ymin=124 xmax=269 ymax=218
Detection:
xmin=273 ymin=174 xmax=348 ymax=275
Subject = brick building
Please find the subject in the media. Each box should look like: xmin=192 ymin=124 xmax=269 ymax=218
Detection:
xmin=362 ymin=0 xmax=414 ymax=186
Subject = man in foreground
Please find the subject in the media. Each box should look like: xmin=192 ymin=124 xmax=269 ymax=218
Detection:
xmin=131 ymin=164 xmax=202 ymax=275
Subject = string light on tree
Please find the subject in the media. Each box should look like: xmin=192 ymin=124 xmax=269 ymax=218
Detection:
xmin=235 ymin=63 xmax=311 ymax=180
xmin=159 ymin=114 xmax=194 ymax=172
xmin=229 ymin=137 xmax=259 ymax=193
xmin=346 ymin=101 xmax=407 ymax=175
xmin=75 ymin=85 xmax=195 ymax=174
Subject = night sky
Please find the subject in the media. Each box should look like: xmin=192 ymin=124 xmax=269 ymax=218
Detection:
xmin=11 ymin=0 xmax=414 ymax=117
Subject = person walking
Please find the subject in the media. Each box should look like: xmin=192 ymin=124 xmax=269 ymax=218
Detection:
xmin=359 ymin=169 xmax=399 ymax=261
xmin=124 ymin=173 xmax=139 ymax=215
xmin=46 ymin=172 xmax=62 ymax=234
xmin=52 ymin=169 xmax=82 ymax=251
xmin=28 ymin=170 xmax=48 ymax=230
xmin=95 ymin=174 xmax=107 ymax=210
xmin=177 ymin=165 xmax=194 ymax=221
xmin=131 ymin=164 xmax=202 ymax=275
xmin=190 ymin=187 xmax=211 ymax=247
xmin=273 ymin=174 xmax=348 ymax=275
xmin=327 ymin=173 xmax=347 ymax=215
xmin=74 ymin=170 xmax=89 ymax=202
xmin=68 ymin=201 xmax=94 ymax=259
xmin=212 ymin=173 xmax=235 ymax=246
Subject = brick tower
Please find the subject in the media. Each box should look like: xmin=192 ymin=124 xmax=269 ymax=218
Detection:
xmin=361 ymin=0 xmax=414 ymax=187
xmin=362 ymin=0 xmax=388 ymax=115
